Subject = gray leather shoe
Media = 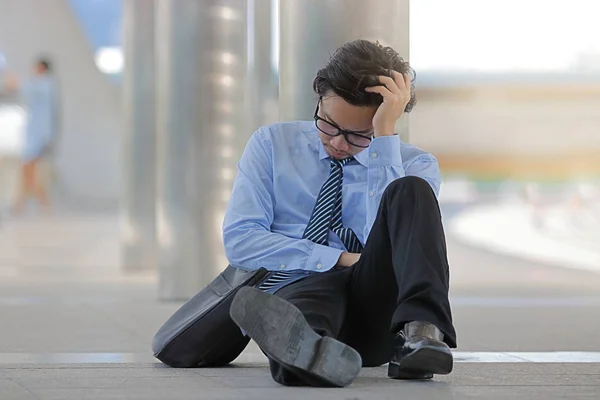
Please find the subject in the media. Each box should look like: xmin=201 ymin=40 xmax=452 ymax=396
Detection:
xmin=230 ymin=287 xmax=362 ymax=387
xmin=388 ymin=321 xmax=453 ymax=380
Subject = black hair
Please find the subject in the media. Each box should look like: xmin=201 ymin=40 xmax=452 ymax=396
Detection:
xmin=313 ymin=39 xmax=416 ymax=112
xmin=36 ymin=57 xmax=52 ymax=73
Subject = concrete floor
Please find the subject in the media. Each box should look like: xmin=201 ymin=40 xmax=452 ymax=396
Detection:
xmin=1 ymin=207 xmax=600 ymax=399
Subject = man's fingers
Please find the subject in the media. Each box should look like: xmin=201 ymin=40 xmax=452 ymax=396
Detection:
xmin=364 ymin=85 xmax=394 ymax=99
xmin=389 ymin=70 xmax=407 ymax=91
xmin=403 ymin=72 xmax=411 ymax=90
xmin=390 ymin=70 xmax=411 ymax=95
xmin=376 ymin=75 xmax=400 ymax=95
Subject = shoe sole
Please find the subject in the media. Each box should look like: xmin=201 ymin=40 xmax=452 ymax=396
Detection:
xmin=388 ymin=344 xmax=453 ymax=380
xmin=230 ymin=287 xmax=362 ymax=387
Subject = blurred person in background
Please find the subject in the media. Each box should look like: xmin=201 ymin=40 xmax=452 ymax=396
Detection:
xmin=3 ymin=57 xmax=60 ymax=214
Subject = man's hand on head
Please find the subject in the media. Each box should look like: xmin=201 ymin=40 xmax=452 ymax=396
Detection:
xmin=364 ymin=71 xmax=411 ymax=137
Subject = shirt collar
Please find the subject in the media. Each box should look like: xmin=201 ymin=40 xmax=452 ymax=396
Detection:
xmin=318 ymin=141 xmax=329 ymax=160
xmin=317 ymin=137 xmax=370 ymax=167
xmin=352 ymin=148 xmax=370 ymax=167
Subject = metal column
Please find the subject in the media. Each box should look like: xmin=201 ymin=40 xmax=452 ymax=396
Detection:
xmin=155 ymin=0 xmax=249 ymax=300
xmin=121 ymin=0 xmax=157 ymax=271
xmin=246 ymin=0 xmax=280 ymax=132
xmin=279 ymin=0 xmax=410 ymax=141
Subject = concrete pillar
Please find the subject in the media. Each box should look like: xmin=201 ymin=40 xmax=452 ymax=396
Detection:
xmin=121 ymin=0 xmax=156 ymax=271
xmin=155 ymin=0 xmax=249 ymax=300
xmin=279 ymin=0 xmax=410 ymax=141
xmin=245 ymin=0 xmax=280 ymax=132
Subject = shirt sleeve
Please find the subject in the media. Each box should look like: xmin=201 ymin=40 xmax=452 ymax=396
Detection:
xmin=222 ymin=129 xmax=343 ymax=272
xmin=363 ymin=135 xmax=442 ymax=238
xmin=403 ymin=153 xmax=441 ymax=197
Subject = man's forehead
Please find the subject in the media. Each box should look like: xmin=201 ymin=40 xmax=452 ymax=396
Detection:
xmin=320 ymin=99 xmax=374 ymax=133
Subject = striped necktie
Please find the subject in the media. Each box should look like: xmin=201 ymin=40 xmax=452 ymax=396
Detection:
xmin=257 ymin=157 xmax=363 ymax=293
xmin=302 ymin=158 xmax=364 ymax=253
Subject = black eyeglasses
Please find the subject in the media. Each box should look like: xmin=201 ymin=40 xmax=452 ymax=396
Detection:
xmin=313 ymin=100 xmax=372 ymax=148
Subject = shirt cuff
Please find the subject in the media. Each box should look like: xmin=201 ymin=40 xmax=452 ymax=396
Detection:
xmin=306 ymin=244 xmax=344 ymax=272
xmin=368 ymin=135 xmax=403 ymax=167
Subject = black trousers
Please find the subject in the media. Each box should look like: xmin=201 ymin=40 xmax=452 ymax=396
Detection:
xmin=207 ymin=176 xmax=456 ymax=386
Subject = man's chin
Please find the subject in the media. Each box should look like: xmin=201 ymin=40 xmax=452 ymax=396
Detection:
xmin=327 ymin=149 xmax=348 ymax=160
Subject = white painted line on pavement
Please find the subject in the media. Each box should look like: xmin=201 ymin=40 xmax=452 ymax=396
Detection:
xmin=455 ymin=352 xmax=600 ymax=363
xmin=2 ymin=352 xmax=600 ymax=364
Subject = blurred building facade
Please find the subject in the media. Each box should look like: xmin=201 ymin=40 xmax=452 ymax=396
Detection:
xmin=0 ymin=0 xmax=599 ymax=299
xmin=2 ymin=0 xmax=599 ymax=203
xmin=411 ymin=73 xmax=600 ymax=180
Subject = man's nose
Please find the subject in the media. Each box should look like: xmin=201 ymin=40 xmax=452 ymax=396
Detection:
xmin=331 ymin=134 xmax=350 ymax=150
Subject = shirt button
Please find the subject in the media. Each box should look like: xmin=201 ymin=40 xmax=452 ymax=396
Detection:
xmin=279 ymin=264 xmax=286 ymax=269
xmin=371 ymin=152 xmax=378 ymax=158
xmin=316 ymin=263 xmax=322 ymax=269
xmin=370 ymin=191 xmax=375 ymax=197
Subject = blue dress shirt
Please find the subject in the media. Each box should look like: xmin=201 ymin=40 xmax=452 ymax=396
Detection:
xmin=22 ymin=76 xmax=59 ymax=162
xmin=222 ymin=120 xmax=441 ymax=275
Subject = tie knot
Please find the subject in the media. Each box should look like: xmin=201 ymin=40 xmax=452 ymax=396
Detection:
xmin=330 ymin=157 xmax=353 ymax=168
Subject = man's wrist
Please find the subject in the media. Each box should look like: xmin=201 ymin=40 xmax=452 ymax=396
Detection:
xmin=336 ymin=252 xmax=350 ymax=267
xmin=336 ymin=252 xmax=359 ymax=267
xmin=373 ymin=126 xmax=396 ymax=137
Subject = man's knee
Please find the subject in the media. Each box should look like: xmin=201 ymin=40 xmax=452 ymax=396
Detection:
xmin=383 ymin=176 xmax=434 ymax=199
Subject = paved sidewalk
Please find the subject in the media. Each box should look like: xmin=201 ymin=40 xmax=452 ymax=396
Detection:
xmin=1 ymin=209 xmax=600 ymax=399
xmin=2 ymin=358 xmax=599 ymax=400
